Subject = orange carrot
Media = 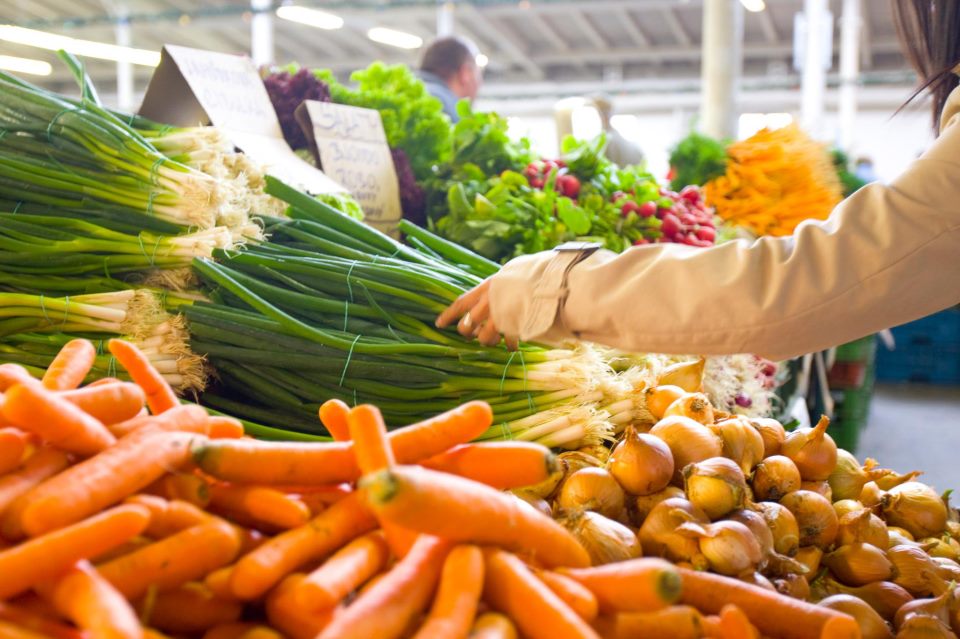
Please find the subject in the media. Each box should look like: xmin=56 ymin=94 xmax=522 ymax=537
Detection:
xmin=138 ymin=583 xmax=243 ymax=635
xmin=362 ymin=465 xmax=590 ymax=568
xmin=537 ymin=570 xmax=599 ymax=623
xmin=125 ymin=495 xmax=213 ymax=537
xmin=206 ymin=416 xmax=244 ymax=439
xmin=90 ymin=536 xmax=154 ymax=564
xmin=293 ymin=530 xmax=390 ymax=611
xmin=0 ymin=602 xmax=85 ymax=639
xmin=2 ymin=382 xmax=115 ymax=456
xmin=229 ymin=491 xmax=378 ymax=600
xmin=0 ymin=448 xmax=69 ymax=520
xmin=37 ymin=560 xmax=142 ymax=639
xmin=2 ymin=430 xmax=202 ymax=538
xmin=237 ymin=628 xmax=285 ymax=639
xmin=412 ymin=544 xmax=485 ymax=639
xmin=0 ymin=504 xmax=149 ymax=600
xmin=104 ymin=403 xmax=211 ymax=439
xmin=560 ymin=559 xmax=682 ymax=614
xmin=161 ymin=473 xmax=210 ymax=506
xmin=0 ymin=429 xmax=30 ymax=476
xmin=483 ymin=549 xmax=599 ymax=639
xmin=386 ymin=401 xmax=493 ymax=464
xmin=204 ymin=567 xmax=235 ymax=601
xmin=203 ymin=623 xmax=284 ymax=639
xmin=421 ymin=442 xmax=558 ymax=489
xmin=357 ymin=571 xmax=388 ymax=596
xmin=107 ymin=339 xmax=179 ymax=414
xmin=208 ymin=484 xmax=310 ymax=531
xmin=266 ymin=575 xmax=339 ymax=639
xmin=41 ymin=339 xmax=97 ymax=391
xmin=678 ymin=567 xmax=861 ymax=639
xmin=717 ymin=604 xmax=760 ymax=639
xmin=317 ymin=535 xmax=452 ymax=639
xmin=87 ymin=377 xmax=122 ymax=387
xmin=97 ymin=520 xmax=241 ymax=600
xmin=0 ymin=620 xmax=52 ymax=639
xmin=591 ymin=606 xmax=705 ymax=639
xmin=0 ymin=365 xmax=34 ymax=392
xmin=318 ymin=399 xmax=350 ymax=441
xmin=60 ymin=382 xmax=145 ymax=426
xmin=469 ymin=612 xmax=518 ymax=639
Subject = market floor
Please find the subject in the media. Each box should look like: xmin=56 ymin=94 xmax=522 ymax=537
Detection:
xmin=856 ymin=383 xmax=960 ymax=492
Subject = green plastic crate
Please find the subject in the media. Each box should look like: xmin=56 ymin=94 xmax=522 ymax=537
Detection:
xmin=835 ymin=335 xmax=878 ymax=364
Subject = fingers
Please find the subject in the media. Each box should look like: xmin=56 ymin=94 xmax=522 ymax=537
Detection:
xmin=436 ymin=289 xmax=477 ymax=328
xmin=505 ymin=335 xmax=519 ymax=351
xmin=477 ymin=319 xmax=503 ymax=347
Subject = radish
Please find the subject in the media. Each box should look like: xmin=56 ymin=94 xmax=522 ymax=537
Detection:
xmin=680 ymin=185 xmax=702 ymax=204
xmin=530 ymin=176 xmax=544 ymax=189
xmin=620 ymin=200 xmax=641 ymax=217
xmin=639 ymin=201 xmax=657 ymax=218
xmin=695 ymin=226 xmax=716 ymax=242
xmin=557 ymin=175 xmax=581 ymax=198
xmin=660 ymin=213 xmax=681 ymax=237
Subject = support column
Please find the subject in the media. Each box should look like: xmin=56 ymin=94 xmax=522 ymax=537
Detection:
xmin=251 ymin=0 xmax=274 ymax=67
xmin=838 ymin=0 xmax=861 ymax=152
xmin=115 ymin=9 xmax=134 ymax=111
xmin=800 ymin=0 xmax=830 ymax=136
xmin=700 ymin=0 xmax=744 ymax=139
xmin=437 ymin=1 xmax=455 ymax=36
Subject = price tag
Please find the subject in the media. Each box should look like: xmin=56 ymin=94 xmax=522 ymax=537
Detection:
xmin=139 ymin=45 xmax=344 ymax=195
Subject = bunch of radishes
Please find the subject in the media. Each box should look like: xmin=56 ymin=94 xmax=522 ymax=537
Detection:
xmin=628 ymin=185 xmax=716 ymax=248
xmin=524 ymin=159 xmax=581 ymax=199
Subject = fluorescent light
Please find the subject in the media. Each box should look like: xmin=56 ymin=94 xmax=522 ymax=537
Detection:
xmin=0 ymin=54 xmax=52 ymax=76
xmin=0 ymin=25 xmax=160 ymax=66
xmin=276 ymin=5 xmax=344 ymax=30
xmin=367 ymin=27 xmax=423 ymax=50
xmin=475 ymin=53 xmax=489 ymax=67
xmin=740 ymin=0 xmax=766 ymax=12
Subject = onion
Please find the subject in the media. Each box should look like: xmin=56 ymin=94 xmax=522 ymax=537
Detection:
xmin=830 ymin=449 xmax=870 ymax=502
xmin=888 ymin=528 xmax=921 ymax=549
xmin=663 ymin=392 xmax=714 ymax=426
xmin=577 ymin=444 xmax=611 ymax=464
xmin=644 ymin=385 xmax=686 ymax=420
xmin=557 ymin=467 xmax=626 ymax=521
xmin=838 ymin=509 xmax=890 ymax=549
xmin=752 ymin=455 xmax=802 ymax=502
xmin=882 ymin=482 xmax=948 ymax=540
xmin=630 ymin=486 xmax=686 ymax=526
xmin=888 ymin=544 xmax=949 ymax=597
xmin=608 ymin=426 xmax=674 ymax=496
xmin=512 ymin=490 xmax=554 ymax=518
xmin=923 ymin=539 xmax=960 ymax=562
xmin=639 ymin=497 xmax=709 ymax=568
xmin=709 ymin=417 xmax=765 ymax=474
xmin=829 ymin=580 xmax=914 ymax=621
xmin=522 ymin=458 xmax=566 ymax=499
xmin=754 ymin=501 xmax=802 ymax=557
xmin=864 ymin=459 xmax=924 ymax=492
xmin=741 ymin=572 xmax=777 ymax=591
xmin=684 ymin=457 xmax=748 ymax=520
xmin=676 ymin=520 xmax=763 ymax=576
xmin=559 ymin=510 xmax=642 ymax=566
xmin=781 ymin=415 xmax=838 ymax=481
xmin=657 ymin=358 xmax=705 ymax=392
xmin=835 ymin=499 xmax=868 ymax=519
xmin=750 ymin=417 xmax=787 ymax=458
xmin=894 ymin=590 xmax=953 ymax=630
xmin=895 ymin=615 xmax=957 ymax=638
xmin=649 ymin=416 xmax=722 ymax=484
xmin=802 ymin=480 xmax=834 ymax=501
xmin=933 ymin=557 xmax=960 ymax=582
xmin=795 ymin=546 xmax=825 ymax=575
xmin=823 ymin=543 xmax=894 ymax=586
xmin=818 ymin=594 xmax=894 ymax=639
xmin=862 ymin=482 xmax=888 ymax=508
xmin=780 ymin=490 xmax=839 ymax=549
xmin=728 ymin=509 xmax=775 ymax=558
xmin=774 ymin=574 xmax=811 ymax=600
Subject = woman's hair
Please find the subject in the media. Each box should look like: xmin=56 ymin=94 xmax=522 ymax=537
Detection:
xmin=420 ymin=36 xmax=479 ymax=81
xmin=892 ymin=0 xmax=960 ymax=130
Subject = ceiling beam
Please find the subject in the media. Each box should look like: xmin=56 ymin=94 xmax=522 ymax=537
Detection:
xmin=574 ymin=11 xmax=608 ymax=49
xmin=661 ymin=8 xmax=692 ymax=47
xmin=860 ymin=4 xmax=874 ymax=70
xmin=759 ymin=9 xmax=780 ymax=43
xmin=458 ymin=4 xmax=545 ymax=80
xmin=530 ymin=14 xmax=572 ymax=52
xmin=618 ymin=9 xmax=652 ymax=48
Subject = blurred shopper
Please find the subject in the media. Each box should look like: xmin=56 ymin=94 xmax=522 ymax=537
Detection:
xmin=419 ymin=35 xmax=483 ymax=122
xmin=591 ymin=94 xmax=645 ymax=167
xmin=854 ymin=156 xmax=878 ymax=183
xmin=438 ymin=0 xmax=960 ymax=361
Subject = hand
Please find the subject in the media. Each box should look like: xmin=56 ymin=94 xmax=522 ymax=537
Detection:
xmin=436 ymin=279 xmax=518 ymax=349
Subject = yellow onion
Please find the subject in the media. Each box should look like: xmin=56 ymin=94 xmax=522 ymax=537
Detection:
xmin=684 ymin=457 xmax=748 ymax=520
xmin=658 ymin=358 xmax=705 ymax=392
xmin=649 ymin=416 xmax=723 ymax=484
xmin=836 ymin=499 xmax=869 ymax=519
xmin=630 ymin=486 xmax=686 ymax=526
xmin=754 ymin=501 xmax=801 ymax=557
xmin=862 ymin=482 xmax=889 ymax=508
xmin=780 ymin=490 xmax=840 ymax=549
xmin=795 ymin=546 xmax=825 ymax=574
xmin=819 ymin=594 xmax=894 ymax=639
xmin=823 ymin=543 xmax=894 ymax=586
xmin=781 ymin=415 xmax=838 ymax=481
xmin=644 ymin=385 xmax=686 ymax=421
xmin=663 ymin=392 xmax=715 ymax=426
xmin=774 ymin=574 xmax=811 ymax=600
xmin=882 ymin=483 xmax=948 ymax=540
xmin=578 ymin=444 xmax=611 ymax=463
xmin=608 ymin=426 xmax=674 ymax=496
xmin=830 ymin=449 xmax=870 ymax=502
xmin=728 ymin=509 xmax=775 ymax=558
xmin=741 ymin=572 xmax=776 ymax=591
xmin=802 ymin=480 xmax=834 ymax=502
xmin=932 ymin=557 xmax=960 ymax=582
xmin=816 ymin=578 xmax=913 ymax=621
xmin=923 ymin=538 xmax=960 ymax=562
xmin=639 ymin=498 xmax=709 ymax=567
xmin=521 ymin=459 xmax=566 ymax=499
xmin=558 ymin=467 xmax=626 ymax=521
xmin=676 ymin=520 xmax=763 ymax=576
xmin=895 ymin=590 xmax=953 ymax=630
xmin=750 ymin=417 xmax=787 ymax=458
xmin=559 ymin=510 xmax=643 ymax=566
xmin=888 ymin=544 xmax=949 ymax=597
xmin=864 ymin=459 xmax=924 ymax=492
xmin=709 ymin=417 xmax=766 ymax=475
xmin=752 ymin=455 xmax=802 ymax=502
xmin=512 ymin=490 xmax=554 ymax=518
xmin=889 ymin=528 xmax=922 ymax=549
xmin=948 ymin=522 xmax=960 ymax=541
xmin=838 ymin=509 xmax=890 ymax=549
xmin=895 ymin=615 xmax=958 ymax=639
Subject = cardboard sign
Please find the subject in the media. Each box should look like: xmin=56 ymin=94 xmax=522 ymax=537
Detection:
xmin=139 ymin=45 xmax=344 ymax=195
xmin=298 ymin=100 xmax=402 ymax=237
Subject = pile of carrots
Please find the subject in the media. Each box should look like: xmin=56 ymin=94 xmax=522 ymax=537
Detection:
xmin=0 ymin=338 xmax=862 ymax=639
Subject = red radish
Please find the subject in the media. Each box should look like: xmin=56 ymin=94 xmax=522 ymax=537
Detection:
xmin=695 ymin=226 xmax=716 ymax=242
xmin=633 ymin=238 xmax=650 ymax=246
xmin=556 ymin=159 xmax=567 ymax=168
xmin=557 ymin=175 xmax=581 ymax=198
xmin=620 ymin=200 xmax=641 ymax=217
xmin=660 ymin=213 xmax=681 ymax=237
xmin=639 ymin=201 xmax=657 ymax=218
xmin=680 ymin=186 xmax=701 ymax=204
xmin=524 ymin=163 xmax=540 ymax=178
xmin=612 ymin=191 xmax=627 ymax=202
xmin=530 ymin=177 xmax=544 ymax=189
xmin=680 ymin=213 xmax=698 ymax=226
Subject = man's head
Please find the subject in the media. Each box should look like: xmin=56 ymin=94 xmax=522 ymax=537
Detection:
xmin=420 ymin=35 xmax=483 ymax=101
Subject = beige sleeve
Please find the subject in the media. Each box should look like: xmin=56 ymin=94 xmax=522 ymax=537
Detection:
xmin=489 ymin=113 xmax=960 ymax=361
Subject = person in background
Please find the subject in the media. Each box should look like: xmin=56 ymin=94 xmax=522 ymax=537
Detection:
xmin=419 ymin=36 xmax=483 ymax=123
xmin=854 ymin=156 xmax=878 ymax=183
xmin=590 ymin=94 xmax=645 ymax=167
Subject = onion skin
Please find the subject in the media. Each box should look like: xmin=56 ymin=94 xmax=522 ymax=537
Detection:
xmin=774 ymin=574 xmax=811 ymax=600
xmin=684 ymin=457 xmax=748 ymax=520
xmin=709 ymin=417 xmax=765 ymax=475
xmin=837 ymin=509 xmax=890 ymax=549
xmin=754 ymin=501 xmax=801 ymax=557
xmin=560 ymin=510 xmax=643 ymax=566
xmin=513 ymin=490 xmax=554 ymax=518
xmin=663 ymin=392 xmax=714 ymax=426
xmin=639 ymin=498 xmax=709 ymax=567
xmin=676 ymin=520 xmax=763 ymax=576
xmin=835 ymin=499 xmax=868 ymax=519
xmin=823 ymin=543 xmax=894 ymax=586
xmin=650 ymin=416 xmax=722 ymax=485
xmin=781 ymin=415 xmax=838 ymax=481
xmin=882 ymin=482 xmax=948 ymax=540
xmin=795 ymin=546 xmax=825 ymax=575
xmin=888 ymin=544 xmax=949 ymax=597
xmin=895 ymin=615 xmax=957 ymax=639
xmin=780 ymin=490 xmax=839 ymax=549
xmin=645 ymin=385 xmax=686 ymax=420
xmin=558 ymin=467 xmax=626 ymax=522
xmin=818 ymin=594 xmax=894 ymax=639
xmin=630 ymin=486 xmax=685 ymax=526
xmin=802 ymin=480 xmax=834 ymax=502
xmin=608 ymin=426 xmax=674 ymax=496
xmin=750 ymin=417 xmax=787 ymax=458
xmin=657 ymin=358 xmax=705 ymax=392
xmin=893 ymin=591 xmax=953 ymax=630
xmin=830 ymin=449 xmax=870 ymax=502
xmin=752 ymin=455 xmax=802 ymax=502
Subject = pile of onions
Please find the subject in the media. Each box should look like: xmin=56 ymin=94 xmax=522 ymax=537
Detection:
xmin=753 ymin=455 xmax=802 ymax=502
xmin=750 ymin=417 xmax=787 ymax=457
xmin=881 ymin=482 xmax=948 ymax=540
xmin=823 ymin=543 xmax=894 ymax=586
xmin=819 ymin=594 xmax=894 ymax=639
xmin=781 ymin=415 xmax=838 ymax=481
xmin=829 ymin=449 xmax=870 ymax=502
xmin=557 ymin=467 xmax=626 ymax=521
xmin=779 ymin=489 xmax=839 ymax=549
xmin=676 ymin=520 xmax=763 ymax=576
xmin=649 ymin=416 xmax=722 ymax=484
xmin=657 ymin=358 xmax=705 ymax=392
xmin=709 ymin=417 xmax=765 ymax=474
xmin=607 ymin=426 xmax=674 ymax=496
xmin=559 ymin=510 xmax=642 ymax=566
xmin=639 ymin=498 xmax=709 ymax=568
xmin=663 ymin=392 xmax=714 ymax=426
xmin=683 ymin=457 xmax=747 ymax=519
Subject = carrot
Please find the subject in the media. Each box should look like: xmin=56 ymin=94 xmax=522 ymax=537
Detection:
xmin=204 ymin=567 xmax=235 ymax=601
xmin=0 ymin=620 xmax=52 ymax=639
xmin=537 ymin=570 xmax=599 ymax=623
xmin=37 ymin=560 xmax=142 ymax=639
xmin=560 ymin=559 xmax=682 ymax=614
xmin=161 ymin=473 xmax=210 ymax=506
xmin=237 ymin=628 xmax=285 ymax=639
xmin=318 ymin=399 xmax=350 ymax=441
xmin=194 ymin=400 xmax=493 ymax=485
xmin=103 ymin=403 xmax=213 ymax=439
xmin=717 ymin=604 xmax=760 ymax=639
xmin=421 ymin=442 xmax=558 ymax=490
xmin=0 ymin=504 xmax=149 ymax=600
xmin=87 ymin=377 xmax=122 ymax=387
xmin=60 ymin=382 xmax=146 ymax=426
xmin=41 ymin=339 xmax=97 ymax=391
xmin=317 ymin=535 xmax=451 ymax=639
xmin=208 ymin=484 xmax=310 ymax=531
xmin=90 ymin=536 xmax=154 ymax=564
xmin=2 ymin=430 xmax=202 ymax=538
xmin=108 ymin=339 xmax=179 ymax=414
xmin=0 ymin=429 xmax=30 ymax=476
xmin=293 ymin=530 xmax=390 ymax=611
xmin=206 ymin=416 xmax=244 ymax=439
xmin=677 ymin=567 xmax=861 ymax=639
xmin=482 ymin=549 xmax=599 ymax=639
xmin=0 ymin=448 xmax=69 ymax=520
xmin=266 ymin=575 xmax=338 ymax=639
xmin=361 ymin=465 xmax=590 ymax=568
xmin=97 ymin=520 xmax=241 ymax=600
xmin=0 ymin=365 xmax=34 ymax=392
xmin=203 ymin=624 xmax=284 ymax=639
xmin=591 ymin=606 xmax=705 ymax=639
xmin=357 ymin=571 xmax=388 ymax=596
xmin=229 ymin=491 xmax=378 ymax=600
xmin=469 ymin=613 xmax=518 ymax=639
xmin=2 ymin=382 xmax=115 ymax=456
xmin=0 ymin=602 xmax=86 ymax=639
xmin=138 ymin=583 xmax=242 ymax=635
xmin=412 ymin=544 xmax=485 ymax=639
xmin=125 ymin=495 xmax=212 ymax=537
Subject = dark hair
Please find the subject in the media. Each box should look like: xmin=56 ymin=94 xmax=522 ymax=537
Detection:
xmin=420 ymin=36 xmax=478 ymax=80
xmin=892 ymin=0 xmax=960 ymax=130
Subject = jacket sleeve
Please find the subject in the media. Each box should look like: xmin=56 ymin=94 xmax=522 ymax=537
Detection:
xmin=488 ymin=113 xmax=960 ymax=361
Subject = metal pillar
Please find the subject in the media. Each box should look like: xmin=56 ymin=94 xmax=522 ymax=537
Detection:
xmin=251 ymin=0 xmax=274 ymax=67
xmin=800 ymin=0 xmax=830 ymax=135
xmin=700 ymin=0 xmax=744 ymax=140
xmin=115 ymin=8 xmax=134 ymax=111
xmin=437 ymin=1 xmax=455 ymax=36
xmin=838 ymin=0 xmax=861 ymax=152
